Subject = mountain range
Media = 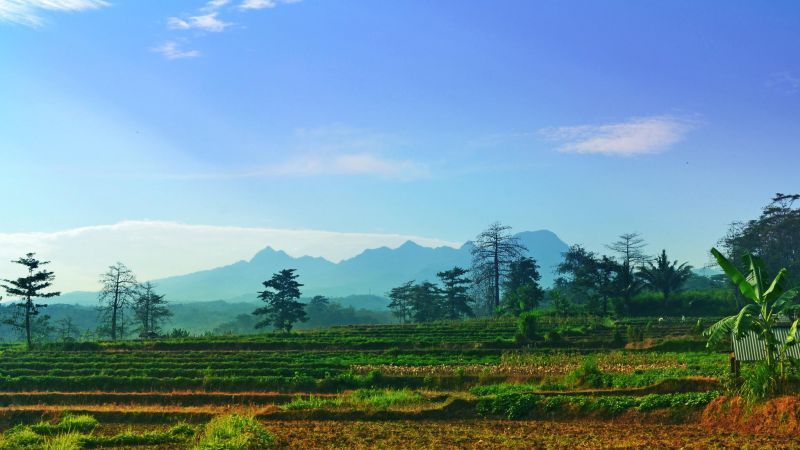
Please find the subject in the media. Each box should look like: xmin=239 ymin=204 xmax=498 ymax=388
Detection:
xmin=56 ymin=230 xmax=570 ymax=308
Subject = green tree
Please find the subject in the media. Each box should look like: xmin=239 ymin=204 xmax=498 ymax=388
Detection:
xmin=437 ymin=267 xmax=473 ymax=319
xmin=471 ymin=222 xmax=527 ymax=314
xmin=97 ymin=262 xmax=138 ymax=341
xmin=387 ymin=281 xmax=415 ymax=324
xmin=722 ymin=194 xmax=800 ymax=290
xmin=704 ymin=248 xmax=800 ymax=386
xmin=305 ymin=295 xmax=331 ymax=318
xmin=133 ymin=282 xmax=172 ymax=338
xmin=409 ymin=282 xmax=443 ymax=323
xmin=555 ymin=246 xmax=620 ymax=315
xmin=637 ymin=250 xmax=693 ymax=308
xmin=501 ymin=257 xmax=544 ymax=315
xmin=1 ymin=253 xmax=60 ymax=350
xmin=253 ymin=269 xmax=308 ymax=333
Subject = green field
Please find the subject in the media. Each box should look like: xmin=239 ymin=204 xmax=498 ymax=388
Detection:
xmin=1 ymin=316 xmax=788 ymax=449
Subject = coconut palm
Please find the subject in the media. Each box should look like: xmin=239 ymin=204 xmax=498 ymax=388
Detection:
xmin=704 ymin=248 xmax=799 ymax=381
xmin=637 ymin=250 xmax=693 ymax=307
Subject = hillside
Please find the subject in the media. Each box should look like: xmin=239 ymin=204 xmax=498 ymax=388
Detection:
xmin=148 ymin=230 xmax=568 ymax=303
xmin=55 ymin=230 xmax=569 ymax=306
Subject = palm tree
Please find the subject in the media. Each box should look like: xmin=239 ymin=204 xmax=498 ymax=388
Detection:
xmin=637 ymin=250 xmax=693 ymax=307
xmin=704 ymin=248 xmax=799 ymax=382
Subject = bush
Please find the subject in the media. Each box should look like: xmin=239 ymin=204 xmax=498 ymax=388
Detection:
xmin=565 ymin=357 xmax=609 ymax=389
xmin=195 ymin=414 xmax=275 ymax=450
xmin=517 ymin=312 xmax=538 ymax=341
xmin=739 ymin=362 xmax=777 ymax=402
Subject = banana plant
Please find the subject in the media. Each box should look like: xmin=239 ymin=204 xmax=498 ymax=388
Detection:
xmin=704 ymin=248 xmax=799 ymax=380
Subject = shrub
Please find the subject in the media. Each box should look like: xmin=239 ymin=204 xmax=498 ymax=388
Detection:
xmin=543 ymin=331 xmax=563 ymax=345
xmin=195 ymin=414 xmax=275 ymax=450
xmin=565 ymin=357 xmax=609 ymax=389
xmin=739 ymin=362 xmax=777 ymax=402
xmin=517 ymin=312 xmax=538 ymax=342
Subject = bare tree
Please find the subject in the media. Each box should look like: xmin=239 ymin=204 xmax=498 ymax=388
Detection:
xmin=606 ymin=233 xmax=647 ymax=266
xmin=133 ymin=282 xmax=172 ymax=338
xmin=606 ymin=233 xmax=647 ymax=313
xmin=98 ymin=262 xmax=138 ymax=341
xmin=470 ymin=222 xmax=527 ymax=314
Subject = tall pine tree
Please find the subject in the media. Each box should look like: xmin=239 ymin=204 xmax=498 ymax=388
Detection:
xmin=437 ymin=267 xmax=474 ymax=319
xmin=253 ymin=269 xmax=308 ymax=333
xmin=1 ymin=253 xmax=60 ymax=350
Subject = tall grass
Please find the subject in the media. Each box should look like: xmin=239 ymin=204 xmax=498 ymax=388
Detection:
xmin=195 ymin=414 xmax=275 ymax=450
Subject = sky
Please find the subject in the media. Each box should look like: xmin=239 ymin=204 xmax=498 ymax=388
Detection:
xmin=1 ymin=0 xmax=800 ymax=292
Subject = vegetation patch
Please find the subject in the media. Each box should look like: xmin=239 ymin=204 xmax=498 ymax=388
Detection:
xmin=195 ymin=414 xmax=275 ymax=450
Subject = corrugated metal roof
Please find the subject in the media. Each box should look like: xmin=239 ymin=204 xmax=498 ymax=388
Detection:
xmin=732 ymin=328 xmax=800 ymax=362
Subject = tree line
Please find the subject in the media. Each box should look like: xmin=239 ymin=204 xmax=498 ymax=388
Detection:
xmin=2 ymin=194 xmax=796 ymax=339
xmin=1 ymin=257 xmax=172 ymax=349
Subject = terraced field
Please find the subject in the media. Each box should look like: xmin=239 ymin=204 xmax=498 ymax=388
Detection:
xmin=0 ymin=317 xmax=778 ymax=449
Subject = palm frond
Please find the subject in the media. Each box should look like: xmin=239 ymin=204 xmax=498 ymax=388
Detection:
xmin=763 ymin=268 xmax=788 ymax=302
xmin=703 ymin=315 xmax=737 ymax=348
xmin=710 ymin=248 xmax=756 ymax=301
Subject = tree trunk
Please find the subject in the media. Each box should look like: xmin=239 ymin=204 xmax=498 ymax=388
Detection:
xmin=493 ymin=244 xmax=500 ymax=314
xmin=25 ymin=298 xmax=32 ymax=350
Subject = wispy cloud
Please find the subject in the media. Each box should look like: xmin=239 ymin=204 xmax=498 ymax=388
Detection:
xmin=239 ymin=0 xmax=300 ymax=10
xmin=170 ymin=153 xmax=429 ymax=181
xmin=274 ymin=153 xmax=429 ymax=179
xmin=540 ymin=116 xmax=697 ymax=156
xmin=152 ymin=41 xmax=200 ymax=60
xmin=167 ymin=12 xmax=231 ymax=32
xmin=0 ymin=221 xmax=459 ymax=292
xmin=767 ymin=71 xmax=800 ymax=94
xmin=0 ymin=0 xmax=108 ymax=27
xmin=156 ymin=0 xmax=302 ymax=58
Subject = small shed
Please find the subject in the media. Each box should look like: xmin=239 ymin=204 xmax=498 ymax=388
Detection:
xmin=731 ymin=327 xmax=800 ymax=362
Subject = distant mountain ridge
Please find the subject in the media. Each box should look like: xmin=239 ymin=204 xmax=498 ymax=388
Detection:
xmin=57 ymin=230 xmax=570 ymax=307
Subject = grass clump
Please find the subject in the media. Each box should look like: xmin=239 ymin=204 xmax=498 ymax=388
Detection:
xmin=195 ymin=414 xmax=275 ymax=450
xmin=42 ymin=433 xmax=83 ymax=450
xmin=349 ymin=388 xmax=423 ymax=409
xmin=31 ymin=414 xmax=98 ymax=435
xmin=282 ymin=395 xmax=341 ymax=410
xmin=0 ymin=425 xmax=44 ymax=449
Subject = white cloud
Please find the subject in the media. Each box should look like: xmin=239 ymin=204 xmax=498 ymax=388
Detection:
xmin=0 ymin=0 xmax=108 ymax=27
xmin=168 ymin=12 xmax=230 ymax=32
xmin=202 ymin=0 xmax=230 ymax=12
xmin=167 ymin=17 xmax=190 ymax=30
xmin=239 ymin=0 xmax=300 ymax=10
xmin=0 ymin=221 xmax=459 ymax=292
xmin=540 ymin=116 xmax=696 ymax=156
xmin=152 ymin=41 xmax=200 ymax=60
xmin=240 ymin=0 xmax=276 ymax=9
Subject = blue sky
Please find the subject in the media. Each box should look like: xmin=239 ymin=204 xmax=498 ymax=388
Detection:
xmin=1 ymin=0 xmax=800 ymax=290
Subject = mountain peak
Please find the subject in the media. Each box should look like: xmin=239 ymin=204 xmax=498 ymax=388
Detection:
xmin=398 ymin=240 xmax=423 ymax=250
xmin=250 ymin=246 xmax=291 ymax=264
